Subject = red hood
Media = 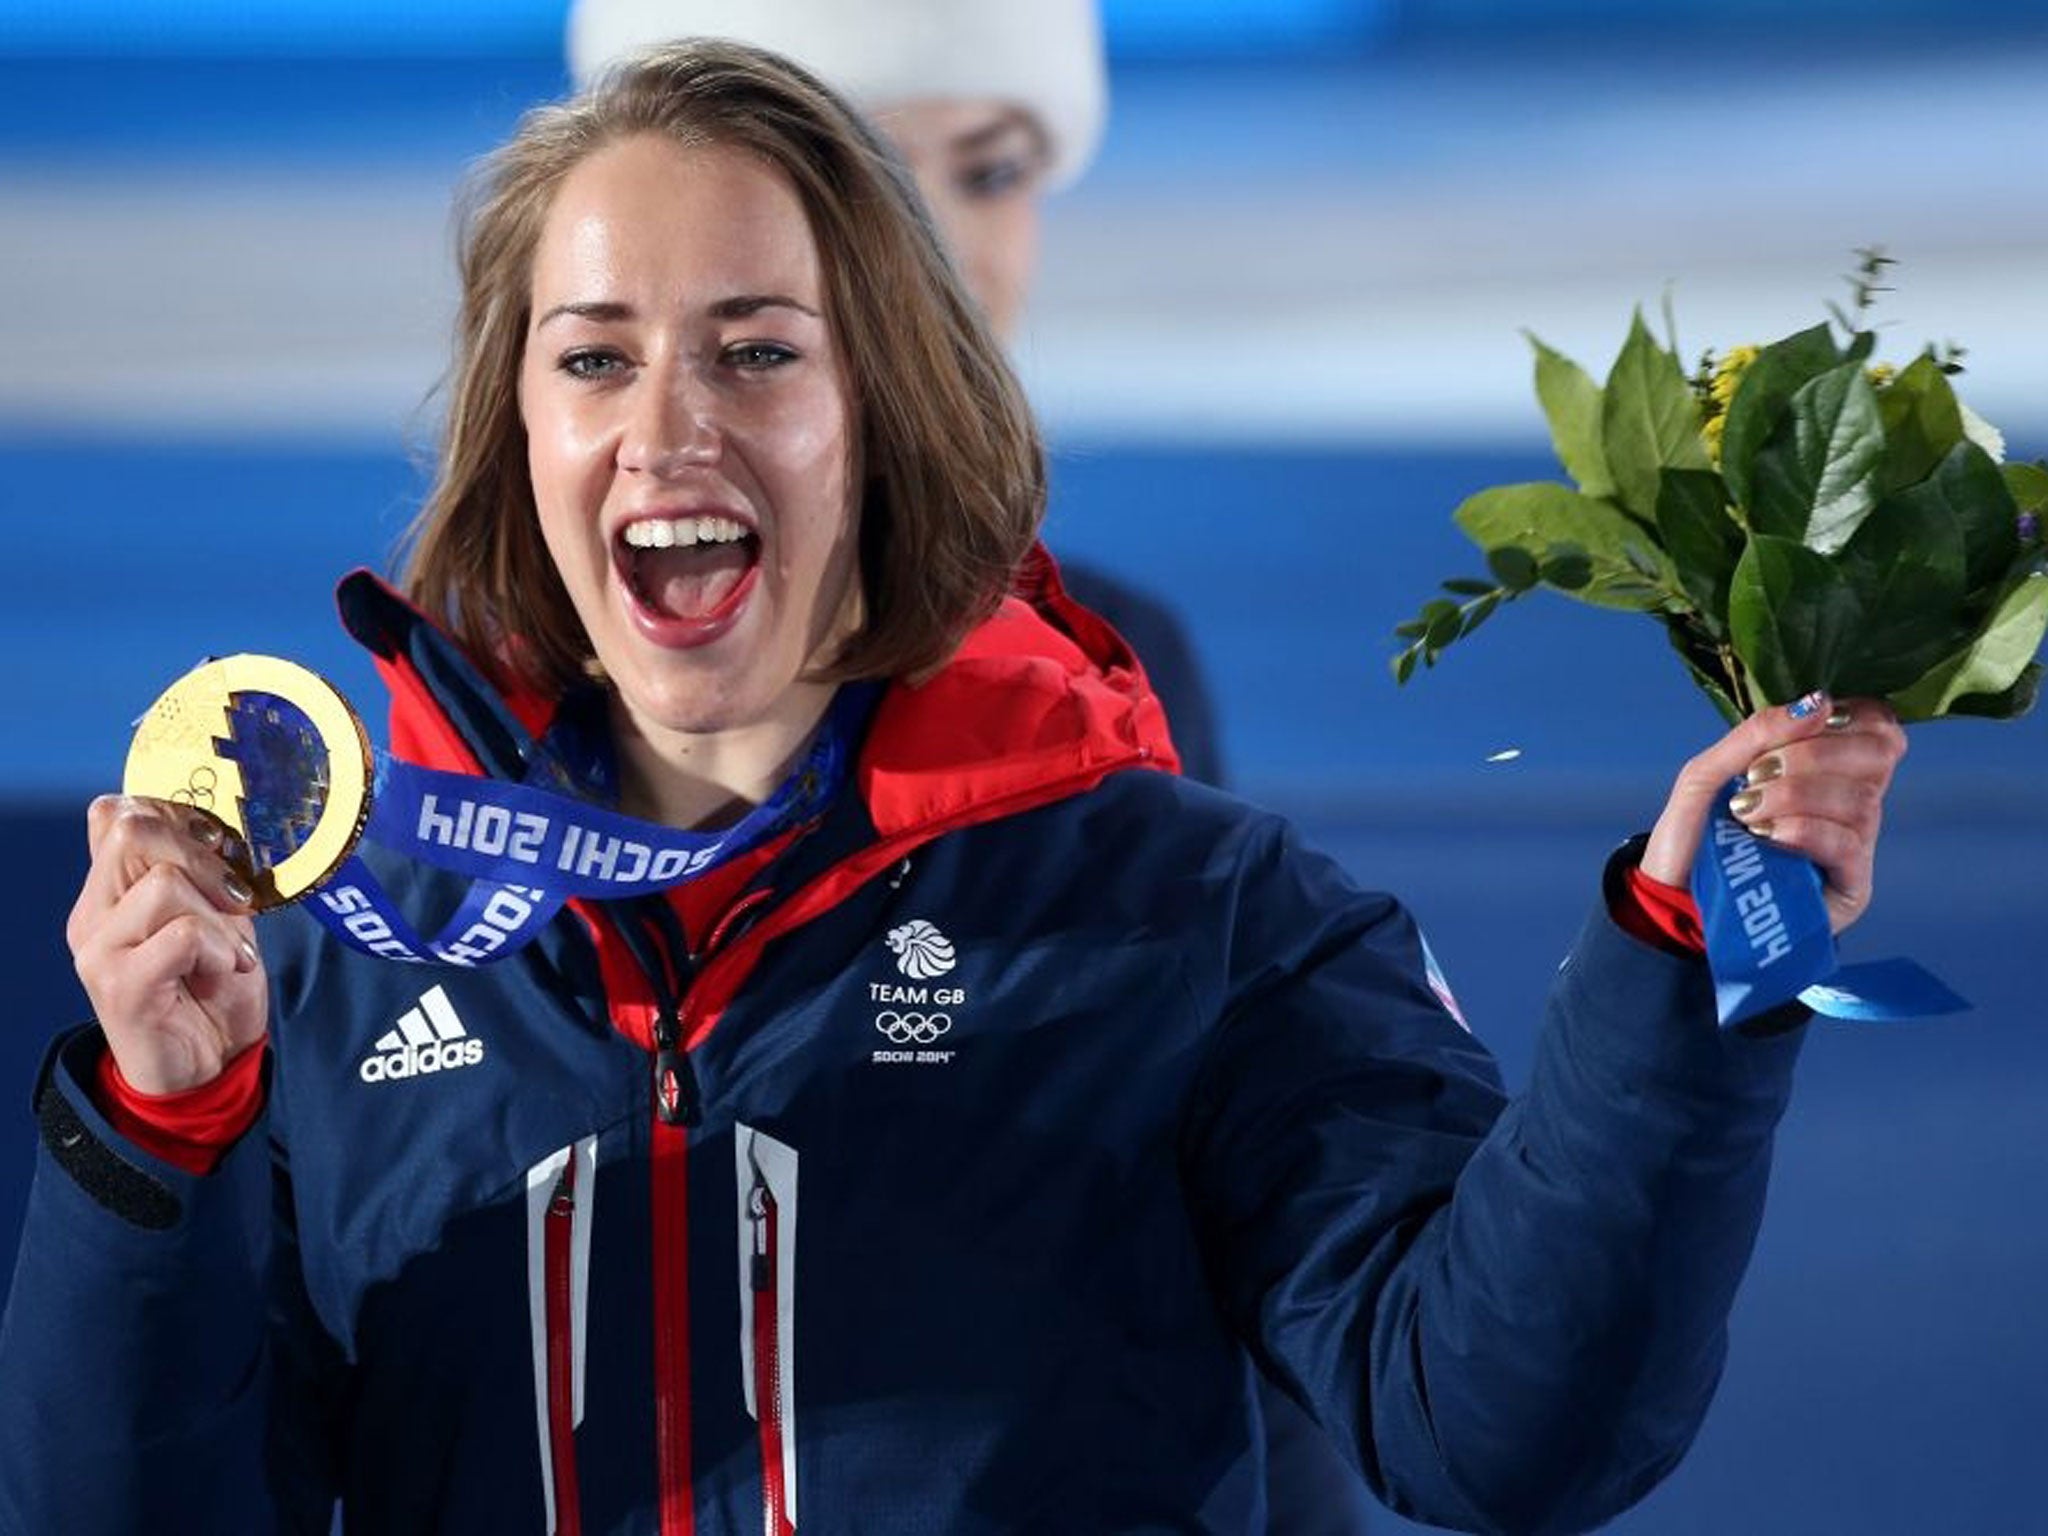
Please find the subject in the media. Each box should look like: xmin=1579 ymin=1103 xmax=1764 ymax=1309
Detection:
xmin=342 ymin=544 xmax=1178 ymax=843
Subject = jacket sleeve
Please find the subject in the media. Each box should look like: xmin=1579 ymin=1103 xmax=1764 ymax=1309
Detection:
xmin=1178 ymin=818 xmax=1805 ymax=1536
xmin=0 ymin=1026 xmax=339 ymax=1534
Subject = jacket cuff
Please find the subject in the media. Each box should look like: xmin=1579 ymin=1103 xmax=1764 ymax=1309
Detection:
xmin=1559 ymin=876 xmax=1809 ymax=1113
xmin=33 ymin=1027 xmax=190 ymax=1230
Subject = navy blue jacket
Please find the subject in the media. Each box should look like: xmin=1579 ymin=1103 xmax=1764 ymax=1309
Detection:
xmin=0 ymin=568 xmax=1806 ymax=1535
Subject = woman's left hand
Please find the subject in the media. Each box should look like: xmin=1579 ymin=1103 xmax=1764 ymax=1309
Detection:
xmin=1640 ymin=690 xmax=1908 ymax=937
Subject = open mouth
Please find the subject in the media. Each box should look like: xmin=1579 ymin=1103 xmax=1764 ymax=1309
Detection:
xmin=619 ymin=513 xmax=761 ymax=634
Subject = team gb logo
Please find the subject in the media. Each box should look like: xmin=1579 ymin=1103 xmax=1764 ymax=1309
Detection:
xmin=886 ymin=920 xmax=956 ymax=980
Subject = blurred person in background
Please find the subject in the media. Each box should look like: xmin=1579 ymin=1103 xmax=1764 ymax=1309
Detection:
xmin=570 ymin=0 xmax=1227 ymax=790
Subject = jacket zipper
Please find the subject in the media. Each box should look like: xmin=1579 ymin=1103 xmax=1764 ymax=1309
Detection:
xmin=654 ymin=1001 xmax=697 ymax=1535
xmin=545 ymin=1157 xmax=584 ymax=1536
xmin=749 ymin=1175 xmax=793 ymax=1536
xmin=634 ymin=905 xmax=700 ymax=1536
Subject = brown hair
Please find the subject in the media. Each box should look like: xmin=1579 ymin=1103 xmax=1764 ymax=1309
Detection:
xmin=402 ymin=38 xmax=1045 ymax=693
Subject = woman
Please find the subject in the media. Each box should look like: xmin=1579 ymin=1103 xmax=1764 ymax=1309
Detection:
xmin=569 ymin=0 xmax=1229 ymax=788
xmin=1 ymin=42 xmax=1903 ymax=1535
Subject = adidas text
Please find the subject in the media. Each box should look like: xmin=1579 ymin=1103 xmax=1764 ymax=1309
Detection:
xmin=360 ymin=985 xmax=487 ymax=1084
xmin=360 ymin=1038 xmax=485 ymax=1083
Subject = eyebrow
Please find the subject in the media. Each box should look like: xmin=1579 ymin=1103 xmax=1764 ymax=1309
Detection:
xmin=533 ymin=294 xmax=820 ymax=329
xmin=955 ymin=108 xmax=1049 ymax=160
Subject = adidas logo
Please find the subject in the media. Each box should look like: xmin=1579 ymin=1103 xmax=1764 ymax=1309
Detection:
xmin=358 ymin=984 xmax=486 ymax=1084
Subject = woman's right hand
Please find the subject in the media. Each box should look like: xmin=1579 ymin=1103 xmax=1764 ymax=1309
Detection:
xmin=67 ymin=795 xmax=267 ymax=1096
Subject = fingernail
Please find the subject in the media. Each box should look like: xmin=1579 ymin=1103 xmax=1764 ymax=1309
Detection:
xmin=1745 ymin=752 xmax=1785 ymax=785
xmin=188 ymin=815 xmax=223 ymax=848
xmin=1787 ymin=690 xmax=1828 ymax=721
xmin=1728 ymin=788 xmax=1764 ymax=819
xmin=237 ymin=937 xmax=259 ymax=970
xmin=223 ymin=871 xmax=254 ymax=906
xmin=1750 ymin=819 xmax=1776 ymax=840
xmin=1826 ymin=704 xmax=1854 ymax=731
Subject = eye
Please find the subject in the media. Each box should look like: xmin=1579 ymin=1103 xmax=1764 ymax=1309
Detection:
xmin=957 ymin=153 xmax=1037 ymax=201
xmin=557 ymin=347 xmax=630 ymax=381
xmin=722 ymin=340 xmax=799 ymax=370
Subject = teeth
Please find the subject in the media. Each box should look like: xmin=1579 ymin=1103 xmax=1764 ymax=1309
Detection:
xmin=622 ymin=515 xmax=750 ymax=550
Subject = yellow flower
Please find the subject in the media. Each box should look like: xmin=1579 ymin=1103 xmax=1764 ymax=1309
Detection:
xmin=1867 ymin=361 xmax=1896 ymax=389
xmin=1699 ymin=344 xmax=1758 ymax=465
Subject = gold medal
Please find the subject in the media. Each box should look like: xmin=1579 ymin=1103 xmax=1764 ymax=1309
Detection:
xmin=123 ymin=655 xmax=373 ymax=909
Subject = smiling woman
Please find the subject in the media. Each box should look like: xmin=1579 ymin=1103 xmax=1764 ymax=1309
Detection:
xmin=2 ymin=37 xmax=1921 ymax=1536
xmin=406 ymin=42 xmax=1042 ymax=832
xmin=520 ymin=135 xmax=862 ymax=825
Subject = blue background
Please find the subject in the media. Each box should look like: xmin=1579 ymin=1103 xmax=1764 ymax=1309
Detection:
xmin=1 ymin=4 xmax=2043 ymax=1531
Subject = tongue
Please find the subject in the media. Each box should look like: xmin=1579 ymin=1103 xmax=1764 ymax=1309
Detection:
xmin=635 ymin=544 xmax=752 ymax=620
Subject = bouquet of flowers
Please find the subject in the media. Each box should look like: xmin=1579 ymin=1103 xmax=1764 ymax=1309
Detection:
xmin=1394 ymin=252 xmax=2048 ymax=724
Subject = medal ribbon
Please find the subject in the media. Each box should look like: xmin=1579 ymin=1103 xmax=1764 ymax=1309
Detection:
xmin=305 ymin=684 xmax=876 ymax=967
xmin=1689 ymin=777 xmax=1968 ymax=1027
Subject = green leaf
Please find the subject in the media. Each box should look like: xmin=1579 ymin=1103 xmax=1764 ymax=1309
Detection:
xmin=1891 ymin=441 xmax=2023 ymax=599
xmin=1833 ymin=485 xmax=1969 ymax=696
xmin=1889 ymin=573 xmax=2048 ymax=720
xmin=1486 ymin=545 xmax=1540 ymax=592
xmin=1875 ymin=352 xmax=1965 ymax=494
xmin=1456 ymin=481 xmax=1678 ymax=612
xmin=1728 ymin=535 xmax=1864 ymax=704
xmin=1526 ymin=333 xmax=1615 ymax=498
xmin=2003 ymin=461 xmax=2048 ymax=517
xmin=1392 ymin=647 xmax=1420 ymax=685
xmin=1441 ymin=577 xmax=1495 ymax=596
xmin=1421 ymin=598 xmax=1461 ymax=649
xmin=1541 ymin=548 xmax=1595 ymax=590
xmin=1599 ymin=312 xmax=1712 ymax=524
xmin=1654 ymin=467 xmax=1742 ymax=630
xmin=1745 ymin=362 xmax=1885 ymax=554
xmin=1945 ymin=661 xmax=2040 ymax=721
xmin=1719 ymin=323 xmax=1841 ymax=513
xmin=1460 ymin=591 xmax=1503 ymax=635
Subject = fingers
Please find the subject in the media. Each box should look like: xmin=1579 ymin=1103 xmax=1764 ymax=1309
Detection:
xmin=74 ymin=795 xmax=255 ymax=929
xmin=1639 ymin=690 xmax=1843 ymax=887
xmin=1724 ymin=699 xmax=1906 ymax=931
xmin=69 ymin=795 xmax=267 ymax=1094
xmin=1641 ymin=693 xmax=1907 ymax=936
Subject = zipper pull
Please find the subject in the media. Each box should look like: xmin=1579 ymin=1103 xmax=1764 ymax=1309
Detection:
xmin=548 ymin=1161 xmax=576 ymax=1218
xmin=748 ymin=1180 xmax=771 ymax=1292
xmin=653 ymin=1044 xmax=702 ymax=1127
xmin=651 ymin=1004 xmax=703 ymax=1128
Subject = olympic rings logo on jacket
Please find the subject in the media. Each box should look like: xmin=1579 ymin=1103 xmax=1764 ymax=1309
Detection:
xmin=874 ymin=1011 xmax=952 ymax=1045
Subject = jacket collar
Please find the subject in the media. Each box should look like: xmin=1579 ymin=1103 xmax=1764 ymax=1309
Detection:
xmin=334 ymin=543 xmax=1178 ymax=844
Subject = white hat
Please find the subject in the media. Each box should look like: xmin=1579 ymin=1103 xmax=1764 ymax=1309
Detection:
xmin=566 ymin=0 xmax=1107 ymax=189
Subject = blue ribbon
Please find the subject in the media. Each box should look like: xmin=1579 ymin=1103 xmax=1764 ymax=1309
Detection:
xmin=306 ymin=683 xmax=877 ymax=967
xmin=1689 ymin=777 xmax=1969 ymax=1027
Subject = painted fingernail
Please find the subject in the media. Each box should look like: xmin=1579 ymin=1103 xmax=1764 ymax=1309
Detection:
xmin=1787 ymin=690 xmax=1828 ymax=721
xmin=188 ymin=815 xmax=223 ymax=848
xmin=1750 ymin=819 xmax=1776 ymax=840
xmin=1728 ymin=788 xmax=1764 ymax=819
xmin=223 ymin=871 xmax=254 ymax=906
xmin=1745 ymin=752 xmax=1785 ymax=785
xmin=1826 ymin=704 xmax=1854 ymax=731
xmin=237 ymin=937 xmax=259 ymax=970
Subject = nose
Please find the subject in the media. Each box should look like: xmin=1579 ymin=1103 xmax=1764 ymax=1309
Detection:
xmin=618 ymin=371 xmax=719 ymax=477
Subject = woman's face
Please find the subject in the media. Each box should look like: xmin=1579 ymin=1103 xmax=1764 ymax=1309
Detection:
xmin=520 ymin=134 xmax=860 ymax=745
xmin=873 ymin=98 xmax=1048 ymax=340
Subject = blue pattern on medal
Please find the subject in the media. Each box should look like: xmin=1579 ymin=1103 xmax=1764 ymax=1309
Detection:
xmin=213 ymin=690 xmax=332 ymax=876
